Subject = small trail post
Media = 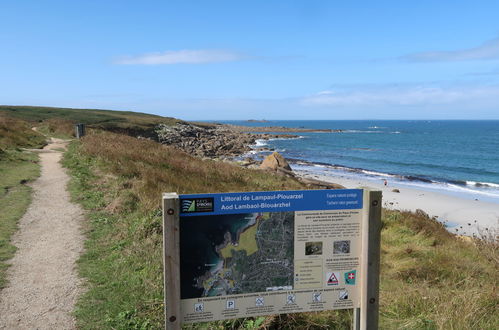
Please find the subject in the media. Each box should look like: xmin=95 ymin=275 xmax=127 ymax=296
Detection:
xmin=74 ymin=123 xmax=86 ymax=139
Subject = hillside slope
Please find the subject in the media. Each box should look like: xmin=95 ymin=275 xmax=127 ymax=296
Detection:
xmin=0 ymin=105 xmax=181 ymax=138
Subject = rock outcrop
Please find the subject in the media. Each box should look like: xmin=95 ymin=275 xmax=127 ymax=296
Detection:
xmin=156 ymin=123 xmax=345 ymax=190
xmin=155 ymin=123 xmax=292 ymax=158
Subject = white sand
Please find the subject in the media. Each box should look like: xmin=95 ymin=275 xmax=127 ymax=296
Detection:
xmin=296 ymin=170 xmax=499 ymax=237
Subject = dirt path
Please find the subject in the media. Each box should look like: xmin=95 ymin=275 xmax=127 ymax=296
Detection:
xmin=0 ymin=138 xmax=85 ymax=329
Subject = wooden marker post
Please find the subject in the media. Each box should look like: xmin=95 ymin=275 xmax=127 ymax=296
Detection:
xmin=353 ymin=190 xmax=382 ymax=330
xmin=75 ymin=123 xmax=86 ymax=139
xmin=163 ymin=193 xmax=181 ymax=330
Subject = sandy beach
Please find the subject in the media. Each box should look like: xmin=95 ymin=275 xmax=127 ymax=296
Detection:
xmin=295 ymin=169 xmax=499 ymax=237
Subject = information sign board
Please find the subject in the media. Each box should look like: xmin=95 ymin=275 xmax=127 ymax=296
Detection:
xmin=163 ymin=189 xmax=381 ymax=329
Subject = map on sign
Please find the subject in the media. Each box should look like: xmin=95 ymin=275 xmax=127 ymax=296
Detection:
xmin=177 ymin=189 xmax=364 ymax=323
xmin=180 ymin=211 xmax=294 ymax=298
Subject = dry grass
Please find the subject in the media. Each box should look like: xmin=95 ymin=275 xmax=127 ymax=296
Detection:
xmin=37 ymin=118 xmax=75 ymax=138
xmin=380 ymin=210 xmax=498 ymax=329
xmin=79 ymin=130 xmax=305 ymax=212
xmin=0 ymin=115 xmax=46 ymax=153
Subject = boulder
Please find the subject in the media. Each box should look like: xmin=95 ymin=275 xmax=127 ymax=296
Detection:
xmin=260 ymin=152 xmax=292 ymax=172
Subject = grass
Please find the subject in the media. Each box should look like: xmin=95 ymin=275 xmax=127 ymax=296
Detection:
xmin=379 ymin=210 xmax=498 ymax=329
xmin=0 ymin=105 xmax=181 ymax=138
xmin=36 ymin=118 xmax=76 ymax=139
xmin=0 ymin=150 xmax=40 ymax=288
xmin=61 ymin=130 xmax=498 ymax=329
xmin=0 ymin=114 xmax=46 ymax=153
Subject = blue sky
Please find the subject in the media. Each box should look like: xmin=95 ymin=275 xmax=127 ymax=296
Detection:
xmin=1 ymin=1 xmax=499 ymax=119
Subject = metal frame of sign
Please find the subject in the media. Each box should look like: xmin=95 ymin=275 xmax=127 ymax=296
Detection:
xmin=162 ymin=189 xmax=381 ymax=330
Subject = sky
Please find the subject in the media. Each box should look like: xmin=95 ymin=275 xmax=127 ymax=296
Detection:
xmin=1 ymin=1 xmax=499 ymax=120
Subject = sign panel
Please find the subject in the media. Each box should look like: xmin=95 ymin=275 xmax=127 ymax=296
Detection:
xmin=176 ymin=189 xmax=364 ymax=323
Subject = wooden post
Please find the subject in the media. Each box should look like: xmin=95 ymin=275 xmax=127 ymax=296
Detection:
xmin=353 ymin=307 xmax=361 ymax=330
xmin=361 ymin=190 xmax=382 ymax=329
xmin=163 ymin=193 xmax=181 ymax=330
xmin=75 ymin=123 xmax=86 ymax=139
xmin=353 ymin=189 xmax=382 ymax=330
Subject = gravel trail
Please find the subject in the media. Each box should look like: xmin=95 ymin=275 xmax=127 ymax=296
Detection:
xmin=0 ymin=139 xmax=85 ymax=329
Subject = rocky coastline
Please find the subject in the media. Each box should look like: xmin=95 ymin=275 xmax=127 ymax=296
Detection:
xmin=155 ymin=122 xmax=299 ymax=158
xmin=155 ymin=122 xmax=345 ymax=189
xmin=155 ymin=122 xmax=344 ymax=189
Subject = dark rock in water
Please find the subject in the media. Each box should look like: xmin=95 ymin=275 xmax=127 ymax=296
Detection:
xmin=392 ymin=188 xmax=400 ymax=193
xmin=246 ymin=119 xmax=268 ymax=123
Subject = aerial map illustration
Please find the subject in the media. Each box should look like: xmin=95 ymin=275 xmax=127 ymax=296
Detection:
xmin=180 ymin=211 xmax=294 ymax=299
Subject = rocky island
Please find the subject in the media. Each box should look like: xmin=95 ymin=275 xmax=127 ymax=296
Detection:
xmin=227 ymin=124 xmax=342 ymax=133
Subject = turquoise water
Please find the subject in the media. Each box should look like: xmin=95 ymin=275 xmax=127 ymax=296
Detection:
xmin=218 ymin=120 xmax=499 ymax=203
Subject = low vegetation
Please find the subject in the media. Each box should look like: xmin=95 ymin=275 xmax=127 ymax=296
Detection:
xmin=0 ymin=106 xmax=180 ymax=138
xmin=62 ymin=130 xmax=498 ymax=329
xmin=380 ymin=210 xmax=498 ymax=328
xmin=0 ymin=115 xmax=46 ymax=153
xmin=36 ymin=118 xmax=75 ymax=139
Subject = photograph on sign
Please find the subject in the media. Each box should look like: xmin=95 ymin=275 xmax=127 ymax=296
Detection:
xmin=176 ymin=189 xmax=364 ymax=323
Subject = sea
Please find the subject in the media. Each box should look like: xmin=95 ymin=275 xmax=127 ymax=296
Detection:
xmin=216 ymin=120 xmax=499 ymax=204
xmin=180 ymin=213 xmax=255 ymax=299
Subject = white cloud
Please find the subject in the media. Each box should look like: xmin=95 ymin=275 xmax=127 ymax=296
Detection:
xmin=115 ymin=49 xmax=245 ymax=65
xmin=404 ymin=37 xmax=499 ymax=62
xmin=316 ymin=90 xmax=334 ymax=95
xmin=301 ymin=85 xmax=499 ymax=107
